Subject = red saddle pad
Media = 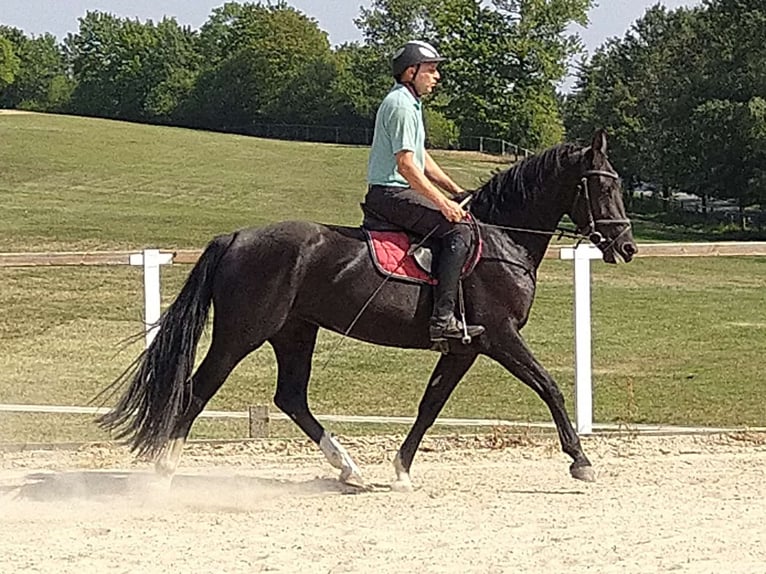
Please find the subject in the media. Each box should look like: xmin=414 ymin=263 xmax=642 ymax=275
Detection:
xmin=363 ymin=229 xmax=482 ymax=285
xmin=365 ymin=230 xmax=435 ymax=284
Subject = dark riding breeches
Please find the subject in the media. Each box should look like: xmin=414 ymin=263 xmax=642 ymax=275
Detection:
xmin=364 ymin=185 xmax=472 ymax=245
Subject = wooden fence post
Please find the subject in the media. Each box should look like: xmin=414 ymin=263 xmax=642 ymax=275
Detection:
xmin=248 ymin=405 xmax=270 ymax=438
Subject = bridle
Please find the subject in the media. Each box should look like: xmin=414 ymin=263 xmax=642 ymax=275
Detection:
xmin=575 ymin=169 xmax=632 ymax=247
xmin=477 ymin=168 xmax=633 ymax=247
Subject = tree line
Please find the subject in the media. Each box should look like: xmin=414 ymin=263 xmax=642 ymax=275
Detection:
xmin=1 ymin=0 xmax=763 ymax=208
xmin=0 ymin=0 xmax=592 ymax=149
xmin=565 ymin=0 xmax=766 ymax=210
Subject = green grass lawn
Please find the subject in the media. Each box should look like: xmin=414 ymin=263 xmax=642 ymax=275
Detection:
xmin=1 ymin=112 xmax=765 ymax=443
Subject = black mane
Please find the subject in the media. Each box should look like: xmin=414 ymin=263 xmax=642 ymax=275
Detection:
xmin=471 ymin=143 xmax=581 ymax=223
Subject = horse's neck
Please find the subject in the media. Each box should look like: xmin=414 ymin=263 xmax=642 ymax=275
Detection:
xmin=476 ymin=172 xmax=577 ymax=269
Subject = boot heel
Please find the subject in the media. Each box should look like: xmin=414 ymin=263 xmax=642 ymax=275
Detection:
xmin=430 ymin=339 xmax=450 ymax=354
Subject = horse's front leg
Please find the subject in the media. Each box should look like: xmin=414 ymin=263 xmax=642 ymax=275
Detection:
xmin=393 ymin=352 xmax=477 ymax=491
xmin=486 ymin=325 xmax=595 ymax=482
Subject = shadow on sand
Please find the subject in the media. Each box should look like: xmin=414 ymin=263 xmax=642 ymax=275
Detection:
xmin=2 ymin=469 xmax=357 ymax=507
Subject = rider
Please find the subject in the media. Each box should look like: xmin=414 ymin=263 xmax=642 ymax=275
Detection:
xmin=364 ymin=40 xmax=485 ymax=344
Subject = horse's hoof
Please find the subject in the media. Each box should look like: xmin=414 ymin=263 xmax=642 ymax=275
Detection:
xmin=570 ymin=464 xmax=596 ymax=482
xmin=154 ymin=460 xmax=176 ymax=478
xmin=143 ymin=473 xmax=173 ymax=498
xmin=391 ymin=479 xmax=414 ymax=493
xmin=340 ymin=468 xmax=366 ymax=488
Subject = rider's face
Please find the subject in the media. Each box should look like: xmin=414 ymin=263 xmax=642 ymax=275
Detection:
xmin=409 ymin=62 xmax=440 ymax=95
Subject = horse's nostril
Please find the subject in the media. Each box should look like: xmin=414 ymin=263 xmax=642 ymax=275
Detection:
xmin=624 ymin=243 xmax=637 ymax=256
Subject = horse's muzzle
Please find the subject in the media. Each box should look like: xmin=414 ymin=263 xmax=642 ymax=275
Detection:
xmin=602 ymin=240 xmax=638 ymax=264
xmin=619 ymin=241 xmax=638 ymax=262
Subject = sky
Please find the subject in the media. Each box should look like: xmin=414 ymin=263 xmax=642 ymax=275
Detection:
xmin=1 ymin=0 xmax=702 ymax=84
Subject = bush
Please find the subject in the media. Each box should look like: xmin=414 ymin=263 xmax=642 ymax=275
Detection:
xmin=424 ymin=108 xmax=459 ymax=149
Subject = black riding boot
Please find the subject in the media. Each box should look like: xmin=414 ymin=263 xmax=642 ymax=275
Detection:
xmin=429 ymin=230 xmax=485 ymax=342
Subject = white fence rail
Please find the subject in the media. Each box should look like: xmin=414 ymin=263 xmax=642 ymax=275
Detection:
xmin=3 ymin=403 xmax=759 ymax=439
xmin=0 ymin=403 xmax=540 ymax=428
xmin=3 ymin=242 xmax=766 ymax=436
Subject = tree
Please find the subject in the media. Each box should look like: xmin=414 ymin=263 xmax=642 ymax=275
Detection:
xmin=182 ymin=47 xmax=272 ymax=130
xmin=66 ymin=12 xmax=200 ymax=122
xmin=355 ymin=0 xmax=435 ymax=51
xmin=183 ymin=1 xmax=332 ymax=128
xmin=562 ymin=42 xmax=639 ymax=162
xmin=273 ymin=56 xmax=356 ymax=126
xmin=356 ymin=0 xmax=593 ymax=149
xmin=0 ymin=27 xmax=71 ymax=111
xmin=564 ymin=5 xmax=708 ymax=186
xmin=689 ymin=98 xmax=766 ymax=208
xmin=565 ymin=0 xmax=766 ymax=209
xmin=0 ymin=35 xmax=20 ymax=89
xmin=330 ymin=42 xmax=391 ymax=125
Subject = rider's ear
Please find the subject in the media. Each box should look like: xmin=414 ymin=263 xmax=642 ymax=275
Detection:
xmin=591 ymin=129 xmax=608 ymax=155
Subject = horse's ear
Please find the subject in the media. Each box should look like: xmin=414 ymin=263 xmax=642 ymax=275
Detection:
xmin=591 ymin=129 xmax=608 ymax=155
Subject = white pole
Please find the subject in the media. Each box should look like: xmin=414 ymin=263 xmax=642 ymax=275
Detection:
xmin=142 ymin=249 xmax=162 ymax=347
xmin=130 ymin=249 xmax=173 ymax=348
xmin=560 ymin=244 xmax=603 ymax=435
xmin=573 ymin=244 xmax=593 ymax=434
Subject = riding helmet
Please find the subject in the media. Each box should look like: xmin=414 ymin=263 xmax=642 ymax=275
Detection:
xmin=391 ymin=40 xmax=446 ymax=79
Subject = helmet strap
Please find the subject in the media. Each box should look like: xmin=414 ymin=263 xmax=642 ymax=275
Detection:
xmin=402 ymin=63 xmax=422 ymax=99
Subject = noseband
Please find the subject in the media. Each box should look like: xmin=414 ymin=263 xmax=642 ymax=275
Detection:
xmin=576 ymin=169 xmax=632 ymax=246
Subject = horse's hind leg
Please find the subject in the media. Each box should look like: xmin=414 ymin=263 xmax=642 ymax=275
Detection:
xmin=393 ymin=352 xmax=477 ymax=491
xmin=155 ymin=338 xmax=253 ymax=477
xmin=270 ymin=320 xmax=364 ymax=486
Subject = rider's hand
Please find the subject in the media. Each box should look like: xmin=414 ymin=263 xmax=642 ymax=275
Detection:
xmin=452 ymin=189 xmax=471 ymax=204
xmin=439 ymin=199 xmax=466 ymax=223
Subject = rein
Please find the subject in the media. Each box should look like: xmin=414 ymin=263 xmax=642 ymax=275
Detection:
xmin=478 ymin=222 xmax=586 ymax=242
xmin=473 ymin=169 xmax=632 ymax=247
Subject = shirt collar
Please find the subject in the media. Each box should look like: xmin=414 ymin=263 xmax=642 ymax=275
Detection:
xmin=393 ymin=82 xmax=421 ymax=108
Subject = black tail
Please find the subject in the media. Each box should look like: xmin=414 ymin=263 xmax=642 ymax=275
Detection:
xmin=98 ymin=233 xmax=236 ymax=457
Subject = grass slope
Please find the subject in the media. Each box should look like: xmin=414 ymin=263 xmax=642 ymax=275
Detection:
xmin=1 ymin=113 xmax=764 ymax=443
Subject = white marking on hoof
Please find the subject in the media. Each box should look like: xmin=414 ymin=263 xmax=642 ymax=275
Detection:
xmin=391 ymin=478 xmax=413 ymax=493
xmin=320 ymin=433 xmax=364 ymax=486
xmin=340 ymin=468 xmax=366 ymax=489
xmin=391 ymin=453 xmax=413 ymax=492
xmin=154 ymin=437 xmax=185 ymax=477
xmin=144 ymin=473 xmax=173 ymax=498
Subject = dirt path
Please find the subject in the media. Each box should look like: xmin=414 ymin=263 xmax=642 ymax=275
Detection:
xmin=1 ymin=432 xmax=765 ymax=573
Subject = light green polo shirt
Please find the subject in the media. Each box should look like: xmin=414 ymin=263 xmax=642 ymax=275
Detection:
xmin=366 ymin=84 xmax=425 ymax=187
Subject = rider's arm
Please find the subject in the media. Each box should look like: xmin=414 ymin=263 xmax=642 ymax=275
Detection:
xmin=396 ymin=150 xmax=464 ymax=223
xmin=424 ymin=151 xmax=464 ymax=197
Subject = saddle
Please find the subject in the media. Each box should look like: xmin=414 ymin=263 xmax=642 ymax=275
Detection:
xmin=360 ymin=203 xmax=482 ymax=285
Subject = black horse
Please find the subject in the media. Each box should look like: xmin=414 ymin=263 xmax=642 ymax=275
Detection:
xmin=100 ymin=129 xmax=636 ymax=490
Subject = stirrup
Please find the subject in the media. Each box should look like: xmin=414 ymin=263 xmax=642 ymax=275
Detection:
xmin=429 ymin=322 xmax=484 ymax=354
xmin=429 ymin=319 xmax=485 ymax=343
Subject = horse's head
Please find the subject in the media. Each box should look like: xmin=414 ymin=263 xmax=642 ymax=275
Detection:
xmin=569 ymin=130 xmax=637 ymax=263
